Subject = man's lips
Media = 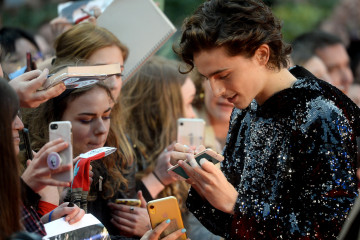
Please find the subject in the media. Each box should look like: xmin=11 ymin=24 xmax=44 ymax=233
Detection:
xmin=226 ymin=94 xmax=237 ymax=103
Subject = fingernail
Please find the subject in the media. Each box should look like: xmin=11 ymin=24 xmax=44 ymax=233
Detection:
xmin=166 ymin=219 xmax=171 ymax=224
xmin=181 ymin=228 xmax=187 ymax=233
xmin=183 ymin=145 xmax=193 ymax=153
xmin=199 ymin=158 xmax=207 ymax=166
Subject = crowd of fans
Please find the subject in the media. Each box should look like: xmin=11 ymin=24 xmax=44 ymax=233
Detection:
xmin=1 ymin=0 xmax=360 ymax=240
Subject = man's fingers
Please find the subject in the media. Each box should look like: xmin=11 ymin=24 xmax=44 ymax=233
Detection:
xmin=194 ymin=145 xmax=206 ymax=155
xmin=173 ymin=143 xmax=193 ymax=153
xmin=170 ymin=151 xmax=188 ymax=165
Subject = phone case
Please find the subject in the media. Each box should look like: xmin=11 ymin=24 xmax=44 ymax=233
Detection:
xmin=168 ymin=149 xmax=224 ymax=179
xmin=115 ymin=199 xmax=141 ymax=207
xmin=147 ymin=196 xmax=186 ymax=240
xmin=22 ymin=128 xmax=33 ymax=160
xmin=49 ymin=121 xmax=73 ymax=182
xmin=177 ymin=118 xmax=205 ymax=147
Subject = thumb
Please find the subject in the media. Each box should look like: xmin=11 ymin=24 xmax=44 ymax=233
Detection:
xmin=137 ymin=190 xmax=147 ymax=208
xmin=73 ymin=156 xmax=81 ymax=165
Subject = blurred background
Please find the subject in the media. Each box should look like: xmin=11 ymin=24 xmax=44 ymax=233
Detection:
xmin=0 ymin=0 xmax=359 ymax=58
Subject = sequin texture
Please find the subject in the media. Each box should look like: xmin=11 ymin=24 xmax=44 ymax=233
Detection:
xmin=186 ymin=66 xmax=360 ymax=239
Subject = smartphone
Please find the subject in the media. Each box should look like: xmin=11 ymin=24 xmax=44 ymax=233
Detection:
xmin=167 ymin=148 xmax=224 ymax=179
xmin=49 ymin=121 xmax=73 ymax=182
xmin=147 ymin=196 xmax=186 ymax=240
xmin=115 ymin=199 xmax=141 ymax=207
xmin=25 ymin=52 xmax=36 ymax=72
xmin=22 ymin=128 xmax=33 ymax=160
xmin=177 ymin=118 xmax=205 ymax=148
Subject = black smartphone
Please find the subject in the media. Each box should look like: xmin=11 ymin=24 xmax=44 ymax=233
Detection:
xmin=22 ymin=128 xmax=33 ymax=160
xmin=25 ymin=52 xmax=36 ymax=72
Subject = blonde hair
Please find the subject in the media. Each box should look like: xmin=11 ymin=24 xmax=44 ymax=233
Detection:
xmin=121 ymin=56 xmax=185 ymax=171
xmin=53 ymin=23 xmax=128 ymax=66
xmin=120 ymin=56 xmax=190 ymax=211
xmin=46 ymin=23 xmax=134 ymax=199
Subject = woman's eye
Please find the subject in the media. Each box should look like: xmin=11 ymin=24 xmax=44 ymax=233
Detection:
xmin=80 ymin=119 xmax=92 ymax=124
xmin=102 ymin=116 xmax=111 ymax=120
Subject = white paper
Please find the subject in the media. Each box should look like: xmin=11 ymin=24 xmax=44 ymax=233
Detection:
xmin=43 ymin=213 xmax=102 ymax=239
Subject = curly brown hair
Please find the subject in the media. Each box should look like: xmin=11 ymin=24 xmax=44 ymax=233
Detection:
xmin=174 ymin=0 xmax=291 ymax=73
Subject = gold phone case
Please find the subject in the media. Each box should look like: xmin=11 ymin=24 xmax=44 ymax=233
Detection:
xmin=147 ymin=196 xmax=186 ymax=240
xmin=115 ymin=198 xmax=141 ymax=207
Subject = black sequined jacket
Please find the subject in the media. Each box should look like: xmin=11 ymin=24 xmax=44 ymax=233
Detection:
xmin=186 ymin=66 xmax=360 ymax=239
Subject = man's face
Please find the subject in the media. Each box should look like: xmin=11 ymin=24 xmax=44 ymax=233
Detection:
xmin=316 ymin=44 xmax=353 ymax=94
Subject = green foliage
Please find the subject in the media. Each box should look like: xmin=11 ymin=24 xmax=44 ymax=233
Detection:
xmin=272 ymin=0 xmax=339 ymax=42
xmin=1 ymin=3 xmax=58 ymax=33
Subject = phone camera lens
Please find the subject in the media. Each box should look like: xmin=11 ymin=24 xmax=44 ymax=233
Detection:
xmin=50 ymin=124 xmax=58 ymax=130
xmin=180 ymin=122 xmax=183 ymax=126
xmin=150 ymin=205 xmax=154 ymax=209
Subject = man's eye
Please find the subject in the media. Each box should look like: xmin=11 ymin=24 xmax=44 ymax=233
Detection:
xmin=219 ymin=74 xmax=229 ymax=80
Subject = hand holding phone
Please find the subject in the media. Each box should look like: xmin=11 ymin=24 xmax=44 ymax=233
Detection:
xmin=115 ymin=199 xmax=141 ymax=207
xmin=147 ymin=196 xmax=186 ymax=240
xmin=167 ymin=148 xmax=224 ymax=179
xmin=21 ymin=138 xmax=72 ymax=193
xmin=49 ymin=121 xmax=73 ymax=182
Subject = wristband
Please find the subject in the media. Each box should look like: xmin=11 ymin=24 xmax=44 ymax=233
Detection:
xmin=48 ymin=210 xmax=54 ymax=223
xmin=153 ymin=171 xmax=165 ymax=186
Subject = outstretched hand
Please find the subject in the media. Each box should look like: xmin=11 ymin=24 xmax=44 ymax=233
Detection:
xmin=9 ymin=69 xmax=65 ymax=108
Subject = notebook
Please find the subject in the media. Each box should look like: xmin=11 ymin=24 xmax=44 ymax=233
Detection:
xmin=42 ymin=63 xmax=121 ymax=89
xmin=97 ymin=0 xmax=177 ymax=83
xmin=57 ymin=0 xmax=113 ymax=24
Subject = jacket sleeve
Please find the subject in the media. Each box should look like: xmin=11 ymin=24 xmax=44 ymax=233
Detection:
xmin=186 ymin=187 xmax=233 ymax=237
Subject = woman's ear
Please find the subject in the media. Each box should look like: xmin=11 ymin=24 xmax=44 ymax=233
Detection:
xmin=255 ymin=44 xmax=270 ymax=66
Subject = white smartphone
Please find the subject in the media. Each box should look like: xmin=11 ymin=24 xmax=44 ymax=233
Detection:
xmin=177 ymin=118 xmax=205 ymax=148
xmin=167 ymin=148 xmax=224 ymax=179
xmin=49 ymin=121 xmax=73 ymax=182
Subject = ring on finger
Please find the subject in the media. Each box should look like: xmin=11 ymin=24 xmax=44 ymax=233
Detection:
xmin=130 ymin=206 xmax=134 ymax=212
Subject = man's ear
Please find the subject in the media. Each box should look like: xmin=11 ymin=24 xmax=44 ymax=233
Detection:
xmin=255 ymin=44 xmax=270 ymax=66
